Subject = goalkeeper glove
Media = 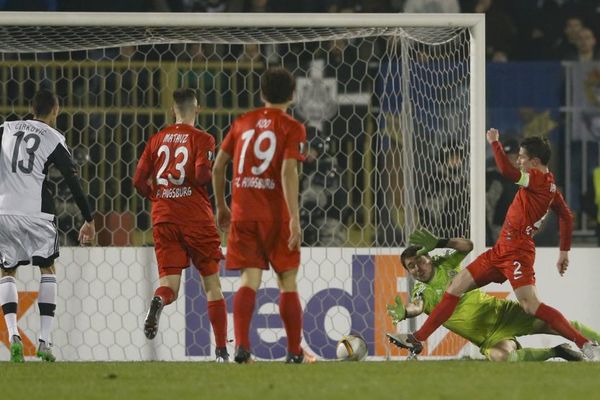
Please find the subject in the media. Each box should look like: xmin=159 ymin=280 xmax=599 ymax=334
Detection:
xmin=409 ymin=228 xmax=447 ymax=256
xmin=386 ymin=295 xmax=406 ymax=324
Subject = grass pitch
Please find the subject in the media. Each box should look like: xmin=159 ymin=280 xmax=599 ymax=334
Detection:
xmin=0 ymin=361 xmax=598 ymax=400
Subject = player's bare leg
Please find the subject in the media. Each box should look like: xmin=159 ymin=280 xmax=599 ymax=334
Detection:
xmin=233 ymin=268 xmax=262 ymax=363
xmin=487 ymin=339 xmax=582 ymax=362
xmin=202 ymin=272 xmax=229 ymax=362
xmin=144 ymin=274 xmax=179 ymax=340
xmin=514 ymin=284 xmax=600 ymax=360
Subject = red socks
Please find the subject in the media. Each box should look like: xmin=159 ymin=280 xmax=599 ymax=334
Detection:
xmin=207 ymin=298 xmax=228 ymax=347
xmin=414 ymin=292 xmax=460 ymax=342
xmin=535 ymin=303 xmax=588 ymax=348
xmin=154 ymin=286 xmax=175 ymax=305
xmin=233 ymin=286 xmax=256 ymax=350
xmin=279 ymin=291 xmax=303 ymax=355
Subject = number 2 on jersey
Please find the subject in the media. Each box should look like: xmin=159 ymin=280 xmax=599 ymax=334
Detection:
xmin=238 ymin=129 xmax=276 ymax=175
xmin=156 ymin=145 xmax=188 ymax=186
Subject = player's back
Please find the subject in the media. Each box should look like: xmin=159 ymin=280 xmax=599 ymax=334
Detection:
xmin=0 ymin=120 xmax=67 ymax=220
xmin=500 ymin=169 xmax=557 ymax=244
xmin=145 ymin=123 xmax=215 ymax=225
xmin=223 ymin=107 xmax=306 ymax=222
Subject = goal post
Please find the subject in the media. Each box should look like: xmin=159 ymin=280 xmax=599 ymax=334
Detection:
xmin=0 ymin=12 xmax=485 ymax=361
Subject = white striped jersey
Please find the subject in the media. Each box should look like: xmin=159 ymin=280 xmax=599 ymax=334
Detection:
xmin=0 ymin=119 xmax=92 ymax=221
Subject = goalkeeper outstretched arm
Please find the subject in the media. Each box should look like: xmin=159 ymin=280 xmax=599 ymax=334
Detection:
xmin=409 ymin=228 xmax=473 ymax=257
xmin=387 ymin=295 xmax=425 ymax=324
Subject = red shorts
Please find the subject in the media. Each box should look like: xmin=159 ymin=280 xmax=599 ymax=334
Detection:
xmin=466 ymin=241 xmax=536 ymax=289
xmin=153 ymin=222 xmax=223 ymax=278
xmin=225 ymin=220 xmax=300 ymax=273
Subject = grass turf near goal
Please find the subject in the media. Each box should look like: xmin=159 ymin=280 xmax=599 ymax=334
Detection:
xmin=1 ymin=361 xmax=597 ymax=400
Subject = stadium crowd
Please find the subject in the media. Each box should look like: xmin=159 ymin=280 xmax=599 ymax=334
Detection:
xmin=2 ymin=0 xmax=600 ymax=62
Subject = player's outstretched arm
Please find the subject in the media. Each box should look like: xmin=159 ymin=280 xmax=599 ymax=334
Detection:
xmin=387 ymin=295 xmax=424 ymax=324
xmin=282 ymin=158 xmax=301 ymax=251
xmin=487 ymin=128 xmax=521 ymax=182
xmin=212 ymin=149 xmax=232 ymax=231
xmin=409 ymin=228 xmax=473 ymax=256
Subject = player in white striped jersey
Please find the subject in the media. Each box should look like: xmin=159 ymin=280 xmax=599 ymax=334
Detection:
xmin=0 ymin=89 xmax=95 ymax=362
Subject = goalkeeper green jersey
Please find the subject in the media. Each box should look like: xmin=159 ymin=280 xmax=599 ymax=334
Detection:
xmin=412 ymin=251 xmax=535 ymax=349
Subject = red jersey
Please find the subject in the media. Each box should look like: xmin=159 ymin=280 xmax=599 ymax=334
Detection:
xmin=220 ymin=107 xmax=307 ymax=222
xmin=133 ymin=123 xmax=216 ymax=226
xmin=492 ymin=141 xmax=573 ymax=250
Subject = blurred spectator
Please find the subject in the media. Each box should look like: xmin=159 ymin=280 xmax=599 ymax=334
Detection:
xmin=60 ymin=0 xmax=147 ymax=11
xmin=403 ymin=0 xmax=460 ymax=13
xmin=486 ymin=138 xmax=519 ymax=245
xmin=418 ymin=141 xmax=469 ymax=239
xmin=165 ymin=0 xmax=244 ymax=12
xmin=572 ymin=27 xmax=600 ymax=61
xmin=0 ymin=0 xmax=58 ymax=10
xmin=300 ymin=127 xmax=346 ymax=246
xmin=474 ymin=0 xmax=517 ymax=61
xmin=551 ymin=16 xmax=584 ymax=60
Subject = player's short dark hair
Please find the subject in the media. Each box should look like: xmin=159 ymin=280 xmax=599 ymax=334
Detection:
xmin=261 ymin=67 xmax=295 ymax=104
xmin=400 ymin=246 xmax=422 ymax=269
xmin=32 ymin=89 xmax=58 ymax=117
xmin=173 ymin=88 xmax=197 ymax=112
xmin=520 ymin=136 xmax=551 ymax=165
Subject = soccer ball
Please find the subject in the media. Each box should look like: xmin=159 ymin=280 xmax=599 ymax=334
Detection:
xmin=336 ymin=334 xmax=368 ymax=361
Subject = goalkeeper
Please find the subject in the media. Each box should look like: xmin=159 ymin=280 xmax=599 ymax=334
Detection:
xmin=386 ymin=229 xmax=600 ymax=361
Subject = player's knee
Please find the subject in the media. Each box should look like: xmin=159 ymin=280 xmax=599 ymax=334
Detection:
xmin=488 ymin=350 xmax=509 ymax=362
xmin=1 ymin=267 xmax=17 ymax=277
xmin=276 ymin=269 xmax=298 ymax=291
xmin=39 ymin=265 xmax=56 ymax=275
xmin=518 ymin=300 xmax=539 ymax=315
xmin=277 ymin=277 xmax=297 ymax=292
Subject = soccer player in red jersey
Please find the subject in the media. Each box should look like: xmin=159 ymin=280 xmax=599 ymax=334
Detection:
xmin=388 ymin=128 xmax=600 ymax=361
xmin=133 ymin=88 xmax=229 ymax=362
xmin=212 ymin=67 xmax=314 ymax=364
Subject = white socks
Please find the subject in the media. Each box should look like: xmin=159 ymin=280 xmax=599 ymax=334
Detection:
xmin=38 ymin=274 xmax=57 ymax=343
xmin=0 ymin=276 xmax=19 ymax=338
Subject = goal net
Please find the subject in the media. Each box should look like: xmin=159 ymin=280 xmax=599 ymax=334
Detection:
xmin=0 ymin=13 xmax=485 ymax=361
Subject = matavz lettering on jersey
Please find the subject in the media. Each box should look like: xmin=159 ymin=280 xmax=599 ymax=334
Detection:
xmin=162 ymin=133 xmax=189 ymax=144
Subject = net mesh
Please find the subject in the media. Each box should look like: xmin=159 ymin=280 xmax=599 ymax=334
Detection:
xmin=0 ymin=22 xmax=474 ymax=361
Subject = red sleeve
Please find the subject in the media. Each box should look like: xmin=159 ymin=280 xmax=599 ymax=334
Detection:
xmin=133 ymin=142 xmax=153 ymax=198
xmin=550 ymin=189 xmax=573 ymax=251
xmin=491 ymin=141 xmax=520 ymax=182
xmin=220 ymin=122 xmax=236 ymax=155
xmin=283 ymin=122 xmax=307 ymax=161
xmin=192 ymin=135 xmax=215 ymax=187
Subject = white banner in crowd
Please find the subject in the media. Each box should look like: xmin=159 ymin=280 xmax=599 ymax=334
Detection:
xmin=571 ymin=62 xmax=600 ymax=141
